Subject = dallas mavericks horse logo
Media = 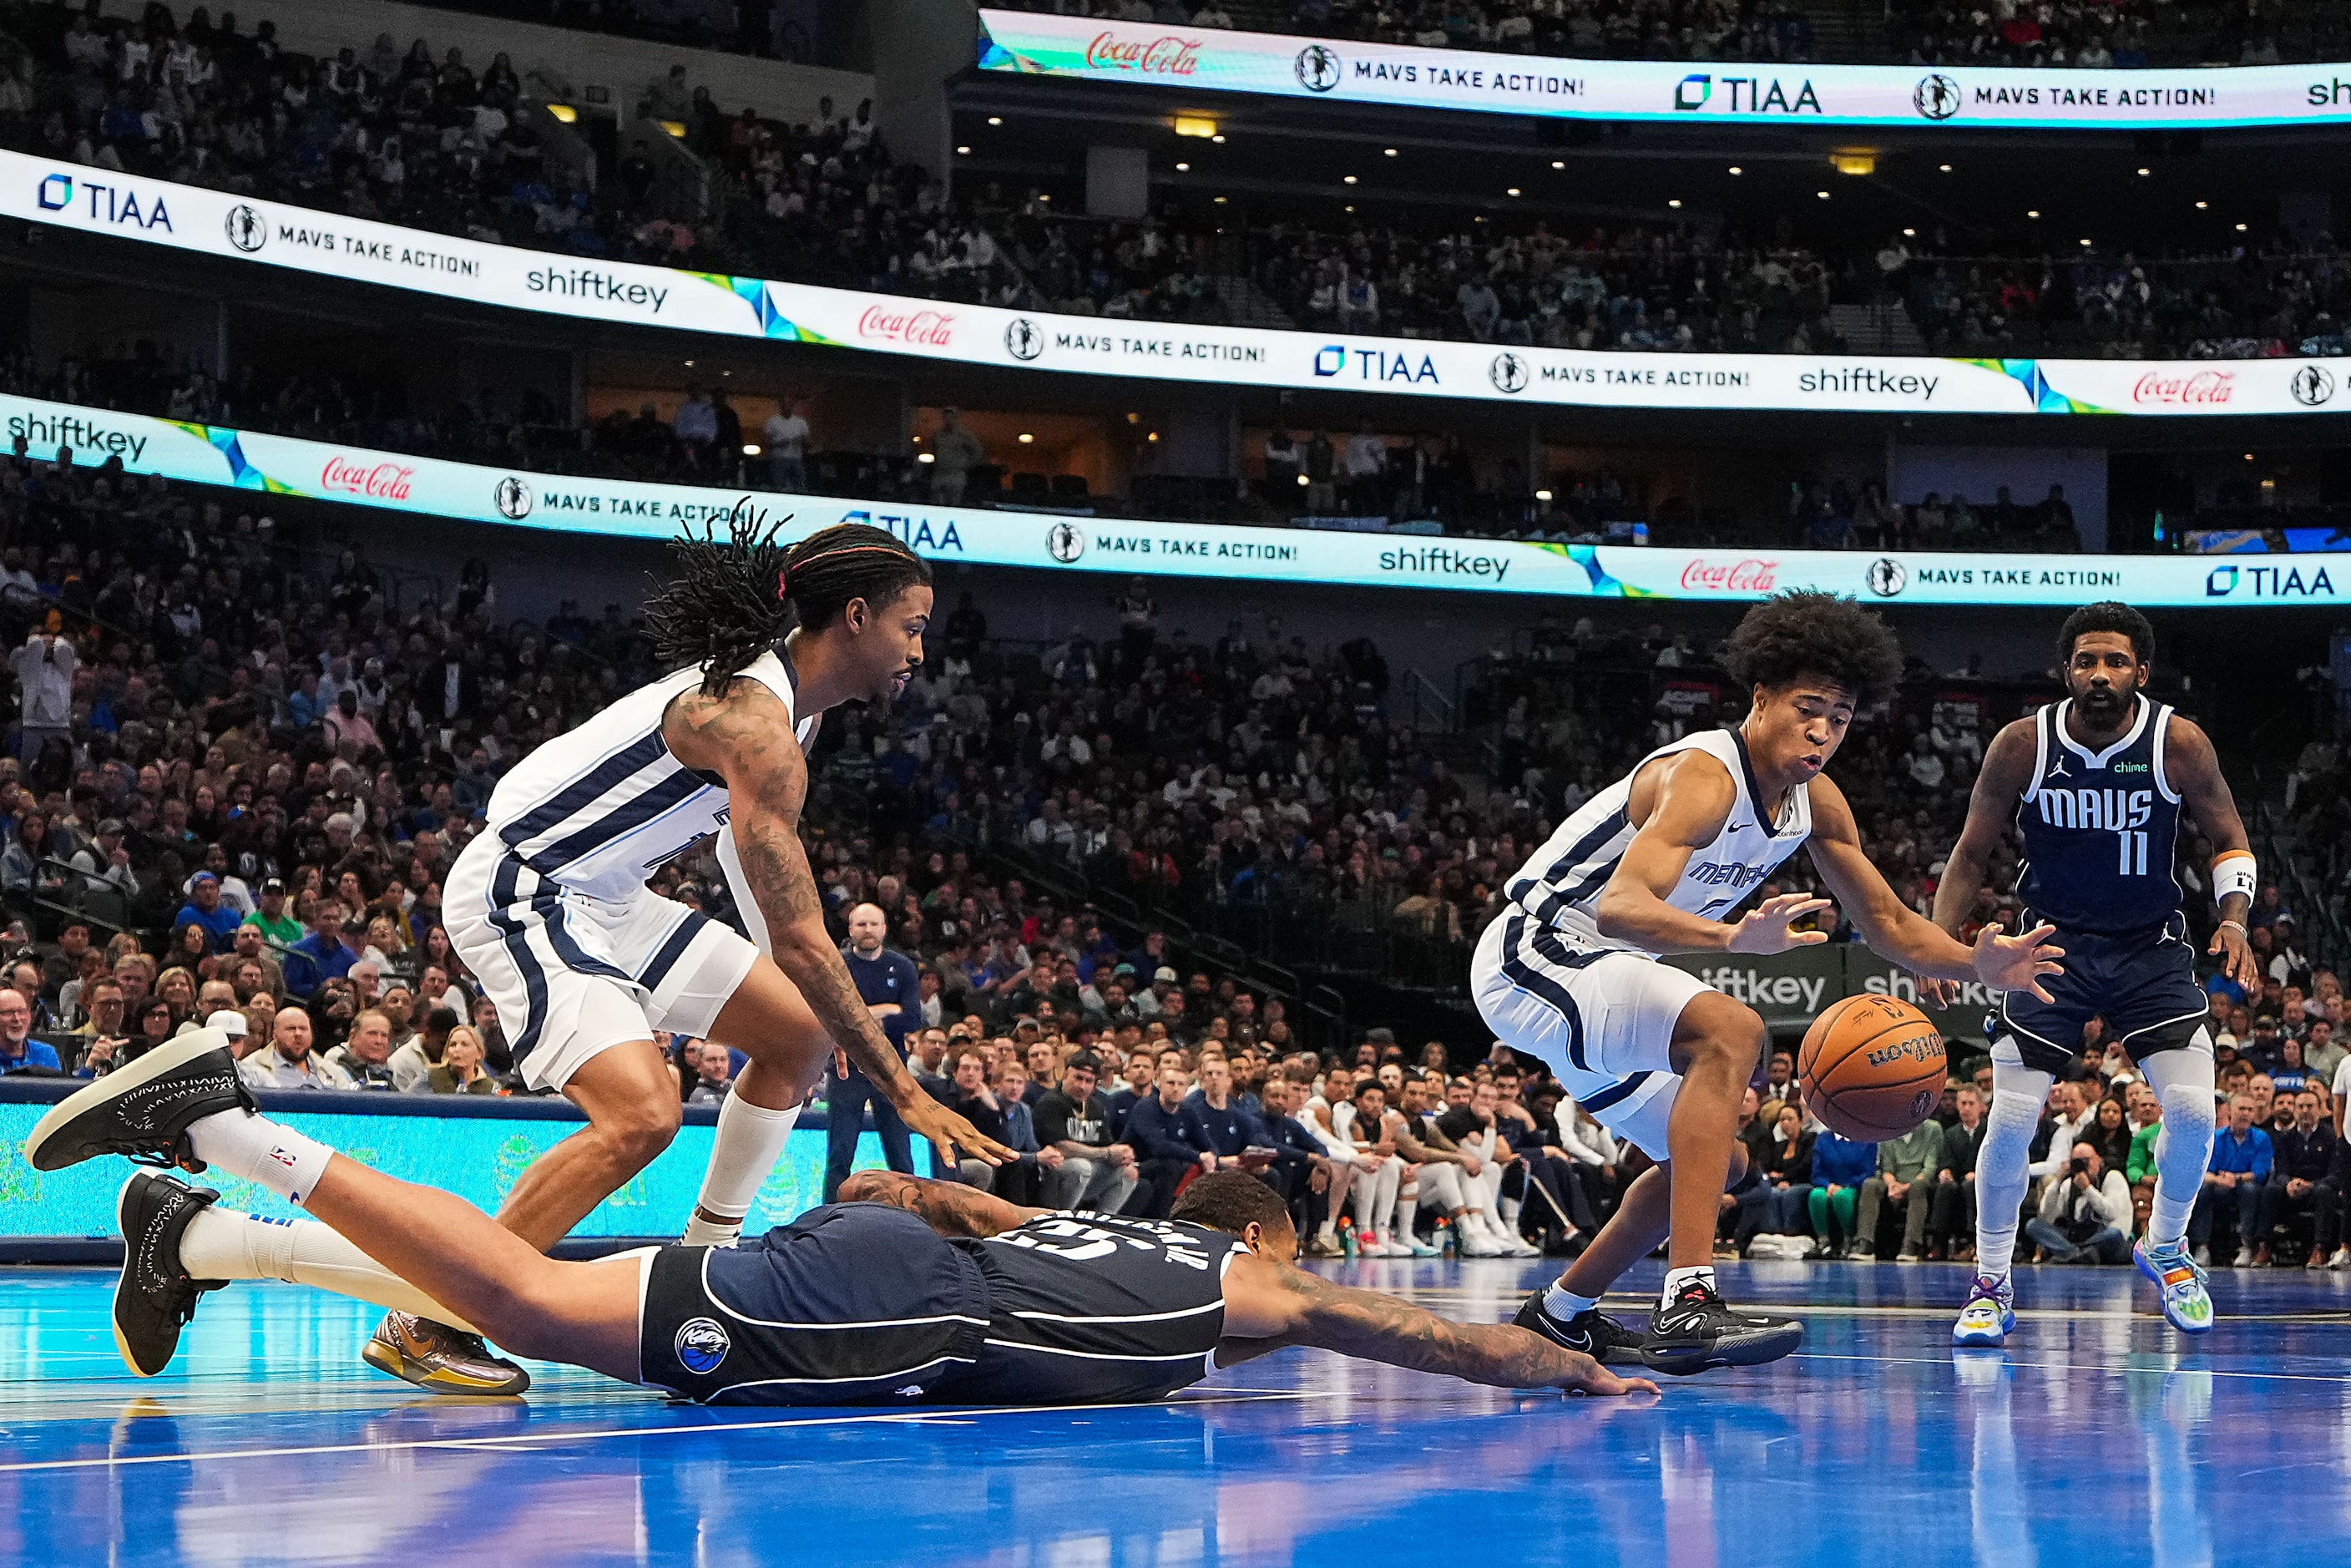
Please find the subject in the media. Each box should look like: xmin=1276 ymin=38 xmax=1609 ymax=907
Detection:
xmin=1295 ymin=44 xmax=1342 ymax=93
xmin=675 ymin=1317 xmax=731 ymax=1374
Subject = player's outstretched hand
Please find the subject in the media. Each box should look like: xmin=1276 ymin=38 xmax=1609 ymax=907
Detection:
xmin=897 ymin=1094 xmax=1021 ymax=1168
xmin=1550 ymin=1350 xmax=1661 ymax=1398
xmin=1969 ymin=921 xmax=2065 ymax=1004
xmin=1726 ymin=894 xmax=1833 ymax=955
xmin=2208 ymin=920 xmax=2260 ymax=988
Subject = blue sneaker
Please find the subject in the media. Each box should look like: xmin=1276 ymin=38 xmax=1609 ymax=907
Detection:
xmin=2135 ymin=1238 xmax=2214 ymax=1335
xmin=1952 ymin=1273 xmax=2015 ymax=1348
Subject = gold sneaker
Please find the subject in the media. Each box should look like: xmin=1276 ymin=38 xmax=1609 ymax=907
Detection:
xmin=361 ymin=1312 xmax=530 ymax=1395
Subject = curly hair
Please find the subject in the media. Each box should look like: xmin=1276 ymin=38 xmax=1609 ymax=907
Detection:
xmin=645 ymin=501 xmax=929 ymax=697
xmin=2057 ymin=600 xmax=2153 ymax=666
xmin=1721 ymin=591 xmax=1904 ymax=706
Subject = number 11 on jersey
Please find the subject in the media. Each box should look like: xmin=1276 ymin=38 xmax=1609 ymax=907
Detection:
xmin=2116 ymin=828 xmax=2149 ymax=876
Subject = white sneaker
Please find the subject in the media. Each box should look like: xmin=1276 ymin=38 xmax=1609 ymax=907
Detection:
xmin=2192 ymin=1246 xmax=2212 ymax=1267
xmin=1503 ymin=1228 xmax=1542 ymax=1258
xmin=1460 ymin=1214 xmax=1507 ymax=1257
xmin=2330 ymin=1247 xmax=2351 ymax=1271
xmin=2232 ymin=1246 xmax=2256 ymax=1267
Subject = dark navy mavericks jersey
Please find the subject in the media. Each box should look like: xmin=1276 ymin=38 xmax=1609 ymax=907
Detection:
xmin=2015 ymin=695 xmax=2184 ymax=935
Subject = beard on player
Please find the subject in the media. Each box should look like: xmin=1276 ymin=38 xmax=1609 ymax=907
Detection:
xmin=2055 ymin=600 xmax=2155 ymax=732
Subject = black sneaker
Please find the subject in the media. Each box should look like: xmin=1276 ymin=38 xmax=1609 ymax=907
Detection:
xmin=113 ymin=1170 xmax=226 ymax=1377
xmin=1513 ymin=1290 xmax=1647 ymax=1365
xmin=23 ymin=1029 xmax=253 ymax=1172
xmin=1641 ymin=1277 xmax=1803 ymax=1376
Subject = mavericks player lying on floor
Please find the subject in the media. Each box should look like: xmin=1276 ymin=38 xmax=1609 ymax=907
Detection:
xmin=1929 ymin=600 xmax=2258 ymax=1347
xmin=1479 ymin=593 xmax=2062 ymax=1375
xmin=25 ymin=1031 xmax=1655 ymax=1404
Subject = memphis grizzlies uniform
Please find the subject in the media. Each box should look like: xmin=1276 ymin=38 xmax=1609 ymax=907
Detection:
xmin=639 ymin=1204 xmax=1236 ymax=1405
xmin=446 ymin=649 xmax=820 ymax=1090
xmin=1997 ymin=695 xmax=2207 ymax=1074
xmin=1472 ymin=727 xmax=1813 ymax=1159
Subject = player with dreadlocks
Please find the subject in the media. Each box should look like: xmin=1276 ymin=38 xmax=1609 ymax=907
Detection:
xmin=307 ymin=504 xmax=1012 ymax=1395
xmin=1483 ymin=593 xmax=2063 ymax=1374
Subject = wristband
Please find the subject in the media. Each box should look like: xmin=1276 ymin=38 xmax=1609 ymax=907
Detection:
xmin=2212 ymin=851 xmax=2257 ymax=909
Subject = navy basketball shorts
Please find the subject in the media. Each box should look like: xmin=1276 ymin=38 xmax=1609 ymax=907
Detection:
xmin=640 ymin=1206 xmax=1233 ymax=1408
xmin=1999 ymin=914 xmax=2211 ymax=1077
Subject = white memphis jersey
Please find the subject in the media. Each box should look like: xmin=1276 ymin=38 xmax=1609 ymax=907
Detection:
xmin=484 ymin=648 xmax=816 ymax=901
xmin=1503 ymin=726 xmax=1813 ymax=951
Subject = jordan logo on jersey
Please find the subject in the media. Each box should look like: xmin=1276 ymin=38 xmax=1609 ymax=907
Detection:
xmin=2035 ymin=787 xmax=2153 ymax=831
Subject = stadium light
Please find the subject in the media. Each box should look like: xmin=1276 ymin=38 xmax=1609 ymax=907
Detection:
xmin=1175 ymin=161 xmax=1189 ymax=171
xmin=1830 ymin=149 xmax=1875 ymax=176
xmin=988 ymin=116 xmax=1003 ymax=125
xmin=956 ymin=145 xmax=971 ymax=154
xmin=1388 ymin=148 xmax=1402 ymax=158
xmin=1173 ymin=115 xmax=1217 ymax=139
xmin=1728 ymin=165 xmax=1742 ymax=175
xmin=1019 ymin=433 xmax=1034 ymax=444
xmin=1939 ymin=163 xmax=1953 ymax=172
xmin=1343 ymin=175 xmax=1358 ymax=185
xmin=1668 ymin=200 xmax=1681 ymax=209
xmin=1507 ymin=187 xmax=1521 ymax=197
xmin=546 ymin=104 xmax=579 ymax=124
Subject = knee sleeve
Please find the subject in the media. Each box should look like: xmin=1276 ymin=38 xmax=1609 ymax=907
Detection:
xmin=2153 ymin=1082 xmax=2217 ymax=1189
xmin=1976 ymin=1087 xmax=2046 ymax=1206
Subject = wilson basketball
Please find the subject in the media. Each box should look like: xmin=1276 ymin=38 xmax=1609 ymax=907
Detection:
xmin=1797 ymin=994 xmax=1947 ymax=1142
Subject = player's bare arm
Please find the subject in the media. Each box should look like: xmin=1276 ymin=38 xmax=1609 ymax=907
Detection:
xmin=1593 ymin=750 xmax=1830 ymax=955
xmin=837 ymin=1169 xmax=1044 ymax=1237
xmin=1806 ymin=770 xmax=2062 ymax=1001
xmin=1216 ymin=1254 xmax=1657 ymax=1395
xmin=665 ymin=680 xmax=1016 ymax=1166
xmin=2164 ymin=714 xmax=2261 ymax=987
xmin=1929 ymin=717 xmax=2040 ymax=937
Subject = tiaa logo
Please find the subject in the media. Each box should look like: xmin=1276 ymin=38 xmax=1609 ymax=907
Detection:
xmin=675 ymin=1316 xmax=732 ymax=1375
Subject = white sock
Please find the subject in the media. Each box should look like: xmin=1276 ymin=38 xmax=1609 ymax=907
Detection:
xmin=1545 ymin=1284 xmax=1598 ymax=1318
xmin=684 ymin=1094 xmax=801 ymax=1244
xmin=1661 ymin=1265 xmax=1716 ymax=1308
xmin=185 ymin=1110 xmax=333 ymax=1207
xmin=176 ymin=1205 xmax=480 ymax=1333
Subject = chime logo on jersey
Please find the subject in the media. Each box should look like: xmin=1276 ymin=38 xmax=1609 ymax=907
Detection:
xmin=2034 ymin=786 xmax=2154 ymax=830
xmin=675 ymin=1317 xmax=731 ymax=1374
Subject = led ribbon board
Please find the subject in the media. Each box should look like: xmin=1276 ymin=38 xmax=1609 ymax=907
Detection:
xmin=12 ymin=390 xmax=2341 ymax=606
xmin=4 ymin=152 xmax=2345 ymax=417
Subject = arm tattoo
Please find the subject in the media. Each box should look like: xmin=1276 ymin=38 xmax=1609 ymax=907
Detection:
xmin=1272 ymin=1262 xmax=1590 ymax=1388
xmin=836 ymin=1170 xmax=1030 ymax=1237
xmin=668 ymin=683 xmax=920 ymax=1100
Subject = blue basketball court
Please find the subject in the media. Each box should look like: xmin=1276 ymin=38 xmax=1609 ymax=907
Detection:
xmin=3 ymin=1257 xmax=2344 ymax=1565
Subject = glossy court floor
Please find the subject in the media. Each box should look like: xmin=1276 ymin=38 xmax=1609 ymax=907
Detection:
xmin=3 ymin=1258 xmax=2349 ymax=1566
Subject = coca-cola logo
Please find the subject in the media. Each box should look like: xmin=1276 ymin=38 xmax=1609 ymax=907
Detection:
xmin=1680 ymin=557 xmax=1779 ymax=593
xmin=1084 ymin=30 xmax=1201 ymax=73
xmin=321 ymin=458 xmax=415 ymax=500
xmin=2132 ymin=369 xmax=2234 ymax=406
xmin=857 ymin=306 xmax=955 ymax=347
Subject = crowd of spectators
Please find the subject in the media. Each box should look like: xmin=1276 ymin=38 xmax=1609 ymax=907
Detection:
xmin=1893 ymin=0 xmax=2351 ymax=68
xmin=1878 ymin=233 xmax=2351 ymax=362
xmin=9 ymin=0 xmax=2351 ymax=367
xmin=405 ymin=0 xmax=822 ymax=63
